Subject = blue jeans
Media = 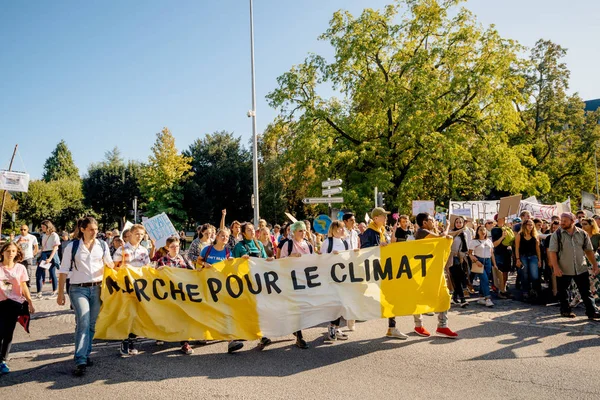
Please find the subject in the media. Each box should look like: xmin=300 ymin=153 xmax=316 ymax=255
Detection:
xmin=520 ymin=255 xmax=539 ymax=292
xmin=69 ymin=285 xmax=102 ymax=366
xmin=476 ymin=257 xmax=492 ymax=298
xmin=36 ymin=251 xmax=59 ymax=293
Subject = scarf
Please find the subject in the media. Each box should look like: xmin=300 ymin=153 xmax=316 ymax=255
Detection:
xmin=368 ymin=221 xmax=386 ymax=244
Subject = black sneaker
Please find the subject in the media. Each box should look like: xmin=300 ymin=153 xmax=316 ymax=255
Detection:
xmin=256 ymin=337 xmax=272 ymax=351
xmin=86 ymin=358 xmax=93 ymax=367
xmin=228 ymin=340 xmax=244 ymax=353
xmin=73 ymin=364 xmax=87 ymax=377
xmin=120 ymin=340 xmax=130 ymax=357
xmin=460 ymin=300 xmax=469 ymax=308
xmin=295 ymin=338 xmax=309 ymax=349
xmin=128 ymin=339 xmax=139 ymax=356
xmin=587 ymin=312 xmax=600 ymax=320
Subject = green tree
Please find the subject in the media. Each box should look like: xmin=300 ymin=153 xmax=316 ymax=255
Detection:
xmin=139 ymin=128 xmax=192 ymax=225
xmin=42 ymin=140 xmax=80 ymax=182
xmin=266 ymin=0 xmax=532 ymax=217
xmin=513 ymin=39 xmax=600 ymax=204
xmin=182 ymin=131 xmax=253 ymax=226
xmin=82 ymin=147 xmax=143 ymax=229
xmin=15 ymin=179 xmax=88 ymax=231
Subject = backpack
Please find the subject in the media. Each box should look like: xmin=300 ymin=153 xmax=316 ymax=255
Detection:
xmin=501 ymin=226 xmax=515 ymax=247
xmin=326 ymin=237 xmax=348 ymax=254
xmin=287 ymin=239 xmax=313 ymax=256
xmin=70 ymin=239 xmax=107 ymax=271
xmin=203 ymin=245 xmax=231 ymax=264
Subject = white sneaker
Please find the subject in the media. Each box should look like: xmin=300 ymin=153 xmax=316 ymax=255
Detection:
xmin=48 ymin=292 xmax=57 ymax=299
xmin=346 ymin=320 xmax=356 ymax=331
xmin=477 ymin=298 xmax=486 ymax=306
xmin=334 ymin=329 xmax=348 ymax=340
xmin=386 ymin=328 xmax=408 ymax=340
xmin=34 ymin=293 xmax=43 ymax=300
xmin=485 ymin=299 xmax=494 ymax=307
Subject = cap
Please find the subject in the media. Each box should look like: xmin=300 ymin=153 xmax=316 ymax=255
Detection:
xmin=514 ymin=217 xmax=522 ymax=223
xmin=372 ymin=207 xmax=391 ymax=218
xmin=561 ymin=212 xmax=575 ymax=221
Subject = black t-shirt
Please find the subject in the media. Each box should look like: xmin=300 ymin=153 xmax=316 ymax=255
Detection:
xmin=394 ymin=227 xmax=413 ymax=242
xmin=491 ymin=227 xmax=510 ymax=255
xmin=414 ymin=228 xmax=432 ymax=240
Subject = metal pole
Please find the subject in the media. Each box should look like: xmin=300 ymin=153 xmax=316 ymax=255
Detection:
xmin=374 ymin=186 xmax=378 ymax=208
xmin=0 ymin=144 xmax=18 ymax=234
xmin=595 ymin=144 xmax=599 ymax=198
xmin=249 ymin=0 xmax=260 ymax=226
xmin=133 ymin=196 xmax=138 ymax=224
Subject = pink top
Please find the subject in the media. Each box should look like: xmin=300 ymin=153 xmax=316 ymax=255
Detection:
xmin=280 ymin=239 xmax=312 ymax=258
xmin=0 ymin=263 xmax=28 ymax=303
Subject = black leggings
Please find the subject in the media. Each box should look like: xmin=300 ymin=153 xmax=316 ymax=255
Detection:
xmin=330 ymin=318 xmax=341 ymax=326
xmin=450 ymin=264 xmax=466 ymax=301
xmin=0 ymin=299 xmax=22 ymax=362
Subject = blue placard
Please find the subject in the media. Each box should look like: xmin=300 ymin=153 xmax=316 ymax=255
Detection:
xmin=313 ymin=214 xmax=332 ymax=235
xmin=337 ymin=211 xmax=345 ymax=221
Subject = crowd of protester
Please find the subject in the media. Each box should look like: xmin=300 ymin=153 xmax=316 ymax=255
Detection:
xmin=1 ymin=206 xmax=599 ymax=377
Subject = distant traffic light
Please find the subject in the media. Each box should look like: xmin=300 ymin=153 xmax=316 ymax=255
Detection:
xmin=377 ymin=192 xmax=385 ymax=207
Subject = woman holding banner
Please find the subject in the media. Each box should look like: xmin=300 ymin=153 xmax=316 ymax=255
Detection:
xmin=57 ymin=216 xmax=113 ymax=377
xmin=233 ymin=223 xmax=275 ymax=350
xmin=278 ymin=221 xmax=312 ymax=349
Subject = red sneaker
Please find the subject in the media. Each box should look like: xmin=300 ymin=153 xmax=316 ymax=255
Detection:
xmin=414 ymin=326 xmax=431 ymax=337
xmin=436 ymin=327 xmax=458 ymax=338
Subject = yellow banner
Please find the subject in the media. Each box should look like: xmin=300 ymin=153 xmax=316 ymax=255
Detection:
xmin=95 ymin=238 xmax=451 ymax=341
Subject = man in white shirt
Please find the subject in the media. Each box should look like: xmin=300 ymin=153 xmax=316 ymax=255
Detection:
xmin=14 ymin=225 xmax=39 ymax=288
xmin=342 ymin=213 xmax=360 ymax=250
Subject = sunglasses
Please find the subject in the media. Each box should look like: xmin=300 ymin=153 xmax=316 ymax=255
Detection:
xmin=20 ymin=228 xmax=27 ymax=231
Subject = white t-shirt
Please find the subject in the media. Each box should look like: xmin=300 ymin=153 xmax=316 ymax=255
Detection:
xmin=59 ymin=240 xmax=114 ymax=284
xmin=344 ymin=228 xmax=360 ymax=250
xmin=469 ymin=238 xmax=494 ymax=259
xmin=322 ymin=237 xmax=349 ymax=254
xmin=113 ymin=242 xmax=150 ymax=268
xmin=14 ymin=234 xmax=38 ymax=260
xmin=41 ymin=232 xmax=60 ymax=252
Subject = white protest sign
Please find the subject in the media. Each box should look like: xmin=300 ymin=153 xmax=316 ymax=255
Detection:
xmin=449 ymin=200 xmax=499 ymax=221
xmin=518 ymin=199 xmax=571 ymax=220
xmin=412 ymin=200 xmax=435 ymax=216
xmin=0 ymin=171 xmax=29 ymax=192
xmin=121 ymin=221 xmax=133 ymax=239
xmin=142 ymin=213 xmax=178 ymax=249
xmin=581 ymin=191 xmax=596 ymax=217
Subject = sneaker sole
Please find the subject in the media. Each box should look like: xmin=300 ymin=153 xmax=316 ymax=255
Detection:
xmin=436 ymin=332 xmax=458 ymax=339
xmin=413 ymin=331 xmax=430 ymax=337
xmin=386 ymin=334 xmax=409 ymax=340
xmin=228 ymin=343 xmax=244 ymax=353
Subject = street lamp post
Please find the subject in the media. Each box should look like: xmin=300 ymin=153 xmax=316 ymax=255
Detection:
xmin=249 ymin=0 xmax=260 ymax=226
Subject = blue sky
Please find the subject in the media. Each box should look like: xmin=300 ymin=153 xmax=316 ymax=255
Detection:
xmin=2 ymin=0 xmax=599 ymax=179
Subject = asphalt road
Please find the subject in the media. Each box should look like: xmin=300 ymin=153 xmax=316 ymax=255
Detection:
xmin=2 ymin=289 xmax=600 ymax=400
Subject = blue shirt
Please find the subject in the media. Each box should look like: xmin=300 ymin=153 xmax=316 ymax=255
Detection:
xmin=200 ymin=246 xmax=230 ymax=265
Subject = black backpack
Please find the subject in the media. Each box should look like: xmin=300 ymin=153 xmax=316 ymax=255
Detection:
xmin=326 ymin=237 xmax=348 ymax=254
xmin=70 ymin=239 xmax=107 ymax=271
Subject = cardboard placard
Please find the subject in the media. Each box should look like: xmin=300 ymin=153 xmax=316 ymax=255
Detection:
xmin=498 ymin=194 xmax=522 ymax=219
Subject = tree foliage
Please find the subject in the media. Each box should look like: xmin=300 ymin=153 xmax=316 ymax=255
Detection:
xmin=139 ymin=128 xmax=192 ymax=226
xmin=14 ymin=179 xmax=88 ymax=231
xmin=182 ymin=131 xmax=253 ymax=226
xmin=262 ymin=0 xmax=598 ymax=218
xmin=42 ymin=140 xmax=80 ymax=182
xmin=82 ymin=147 xmax=143 ymax=229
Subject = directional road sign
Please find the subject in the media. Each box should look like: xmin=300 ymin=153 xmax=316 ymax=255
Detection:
xmin=321 ymin=179 xmax=343 ymax=188
xmin=302 ymin=197 xmax=344 ymax=204
xmin=322 ymin=187 xmax=343 ymax=196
